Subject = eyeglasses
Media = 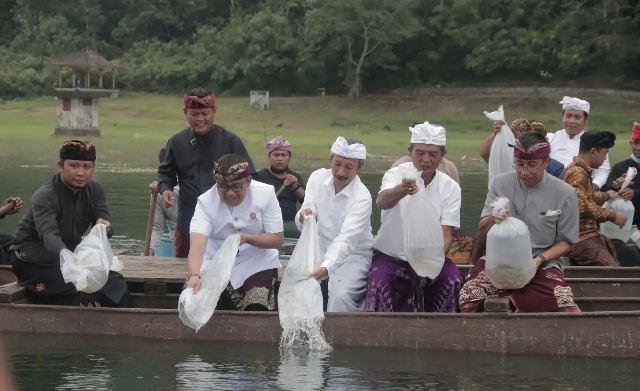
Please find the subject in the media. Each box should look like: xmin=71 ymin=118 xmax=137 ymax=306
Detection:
xmin=218 ymin=182 xmax=246 ymax=192
xmin=513 ymin=160 xmax=544 ymax=173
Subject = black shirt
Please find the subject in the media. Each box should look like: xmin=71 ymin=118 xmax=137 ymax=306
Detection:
xmin=254 ymin=168 xmax=305 ymax=221
xmin=11 ymin=174 xmax=111 ymax=265
xmin=603 ymin=158 xmax=640 ymax=226
xmin=157 ymin=125 xmax=255 ymax=232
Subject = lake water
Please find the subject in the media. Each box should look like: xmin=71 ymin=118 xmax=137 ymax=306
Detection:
xmin=3 ymin=332 xmax=639 ymax=391
xmin=0 ymin=160 xmax=488 ymax=254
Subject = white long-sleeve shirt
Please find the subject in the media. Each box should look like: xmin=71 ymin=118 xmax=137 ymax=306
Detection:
xmin=548 ymin=129 xmax=610 ymax=188
xmin=295 ymin=168 xmax=373 ymax=272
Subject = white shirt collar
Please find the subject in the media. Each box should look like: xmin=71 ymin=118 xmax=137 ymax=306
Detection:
xmin=323 ymin=173 xmax=358 ymax=197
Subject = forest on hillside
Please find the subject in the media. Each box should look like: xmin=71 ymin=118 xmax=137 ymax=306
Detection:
xmin=0 ymin=0 xmax=638 ymax=99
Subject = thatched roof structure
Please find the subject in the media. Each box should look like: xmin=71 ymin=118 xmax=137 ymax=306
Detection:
xmin=50 ymin=49 xmax=118 ymax=70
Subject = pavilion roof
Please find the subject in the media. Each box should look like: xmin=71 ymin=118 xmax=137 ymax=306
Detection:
xmin=50 ymin=49 xmax=118 ymax=69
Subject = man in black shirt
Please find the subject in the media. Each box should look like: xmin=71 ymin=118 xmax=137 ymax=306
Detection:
xmin=10 ymin=140 xmax=130 ymax=306
xmin=158 ymin=87 xmax=254 ymax=257
xmin=604 ymin=122 xmax=640 ymax=226
xmin=254 ymin=136 xmax=305 ymax=237
xmin=602 ymin=122 xmax=640 ymax=266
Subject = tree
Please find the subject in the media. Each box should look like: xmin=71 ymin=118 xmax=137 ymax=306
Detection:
xmin=305 ymin=0 xmax=421 ymax=98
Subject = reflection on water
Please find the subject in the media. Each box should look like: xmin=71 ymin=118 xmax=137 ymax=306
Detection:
xmin=0 ymin=161 xmax=488 ymax=255
xmin=276 ymin=351 xmax=329 ymax=390
xmin=56 ymin=355 xmax=112 ymax=391
xmin=4 ymin=333 xmax=639 ymax=391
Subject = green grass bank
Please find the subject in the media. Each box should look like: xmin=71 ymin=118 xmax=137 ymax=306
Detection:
xmin=0 ymin=93 xmax=637 ymax=171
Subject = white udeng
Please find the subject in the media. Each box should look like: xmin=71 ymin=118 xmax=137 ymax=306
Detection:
xmin=59 ymin=223 xmax=119 ymax=293
xmin=485 ymin=197 xmax=535 ymax=289
xmin=278 ymin=216 xmax=330 ymax=351
xmin=484 ymin=105 xmax=515 ymax=188
xmin=178 ymin=234 xmax=240 ymax=332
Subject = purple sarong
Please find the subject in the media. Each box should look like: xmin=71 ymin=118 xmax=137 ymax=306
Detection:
xmin=363 ymin=250 xmax=464 ymax=312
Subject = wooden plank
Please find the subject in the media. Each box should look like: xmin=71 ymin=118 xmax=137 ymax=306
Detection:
xmin=118 ymin=256 xmax=640 ymax=284
xmin=0 ymin=304 xmax=639 ymax=357
xmin=575 ymin=297 xmax=640 ymax=312
xmin=457 ymin=265 xmax=640 ymax=278
xmin=566 ymin=278 xmax=640 ymax=297
xmin=0 ymin=282 xmax=25 ymax=303
xmin=0 ymin=265 xmax=16 ymax=285
xmin=130 ymin=293 xmax=640 ymax=312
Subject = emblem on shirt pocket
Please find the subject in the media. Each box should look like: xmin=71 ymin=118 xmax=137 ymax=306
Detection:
xmin=250 ymin=212 xmax=257 ymax=220
xmin=35 ymin=282 xmax=46 ymax=292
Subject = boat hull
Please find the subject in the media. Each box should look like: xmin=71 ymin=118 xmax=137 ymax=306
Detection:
xmin=1 ymin=304 xmax=639 ymax=358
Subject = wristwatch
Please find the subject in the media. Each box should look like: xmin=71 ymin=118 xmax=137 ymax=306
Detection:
xmin=538 ymin=254 xmax=547 ymax=264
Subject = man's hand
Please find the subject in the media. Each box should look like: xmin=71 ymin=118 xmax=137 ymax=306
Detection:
xmin=96 ymin=218 xmax=112 ymax=233
xmin=149 ymin=180 xmax=159 ymax=194
xmin=161 ymin=189 xmax=174 ymax=208
xmin=401 ymin=178 xmax=418 ymax=195
xmin=619 ymin=188 xmax=634 ymax=201
xmin=606 ymin=190 xmax=619 ymax=200
xmin=611 ymin=175 xmax=626 ymax=190
xmin=613 ymin=212 xmax=627 ymax=228
xmin=492 ymin=120 xmax=504 ymax=135
xmin=284 ymin=174 xmax=298 ymax=188
xmin=0 ymin=197 xmax=23 ymax=216
xmin=309 ymin=267 xmax=328 ymax=280
xmin=185 ymin=274 xmax=202 ymax=293
xmin=493 ymin=209 xmax=510 ymax=224
xmin=298 ymin=208 xmax=313 ymax=223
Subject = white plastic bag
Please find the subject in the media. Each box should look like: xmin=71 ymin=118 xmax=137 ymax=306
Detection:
xmin=484 ymin=105 xmax=515 ymax=188
xmin=178 ymin=234 xmax=240 ymax=332
xmin=601 ymin=167 xmax=637 ymax=242
xmin=485 ymin=197 xmax=535 ymax=289
xmin=59 ymin=224 xmax=115 ymax=293
xmin=401 ymin=179 xmax=445 ymax=279
xmin=278 ymin=216 xmax=330 ymax=352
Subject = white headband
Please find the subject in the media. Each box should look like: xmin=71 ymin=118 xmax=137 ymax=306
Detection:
xmin=330 ymin=136 xmax=367 ymax=160
xmin=409 ymin=121 xmax=446 ymax=146
xmin=559 ymin=96 xmax=590 ymax=114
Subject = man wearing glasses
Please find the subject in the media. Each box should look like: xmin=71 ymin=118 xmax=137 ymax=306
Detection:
xmin=460 ymin=132 xmax=581 ymax=313
xmin=10 ymin=140 xmax=130 ymax=307
xmin=185 ymin=154 xmax=283 ymax=311
xmin=158 ymin=87 xmax=254 ymax=258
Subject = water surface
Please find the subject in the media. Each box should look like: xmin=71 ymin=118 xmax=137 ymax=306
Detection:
xmin=0 ymin=161 xmax=487 ymax=254
xmin=3 ymin=333 xmax=638 ymax=391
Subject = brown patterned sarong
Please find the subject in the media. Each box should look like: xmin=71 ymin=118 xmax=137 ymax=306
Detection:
xmin=568 ymin=234 xmax=619 ymax=266
xmin=459 ymin=259 xmax=580 ymax=313
xmin=217 ymin=268 xmax=278 ymax=311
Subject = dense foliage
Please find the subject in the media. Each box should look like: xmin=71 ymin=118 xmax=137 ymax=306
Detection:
xmin=0 ymin=0 xmax=638 ymax=98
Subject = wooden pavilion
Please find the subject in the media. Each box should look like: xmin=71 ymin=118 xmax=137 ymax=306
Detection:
xmin=49 ymin=49 xmax=119 ymax=136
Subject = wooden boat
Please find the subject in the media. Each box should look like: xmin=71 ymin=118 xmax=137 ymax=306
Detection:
xmin=1 ymin=257 xmax=640 ymax=358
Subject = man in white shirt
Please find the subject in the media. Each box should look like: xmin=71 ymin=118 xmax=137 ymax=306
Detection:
xmin=296 ymin=136 xmax=374 ymax=312
xmin=185 ymin=154 xmax=284 ymax=311
xmin=364 ymin=122 xmax=464 ymax=313
xmin=548 ymin=96 xmax=610 ymax=188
